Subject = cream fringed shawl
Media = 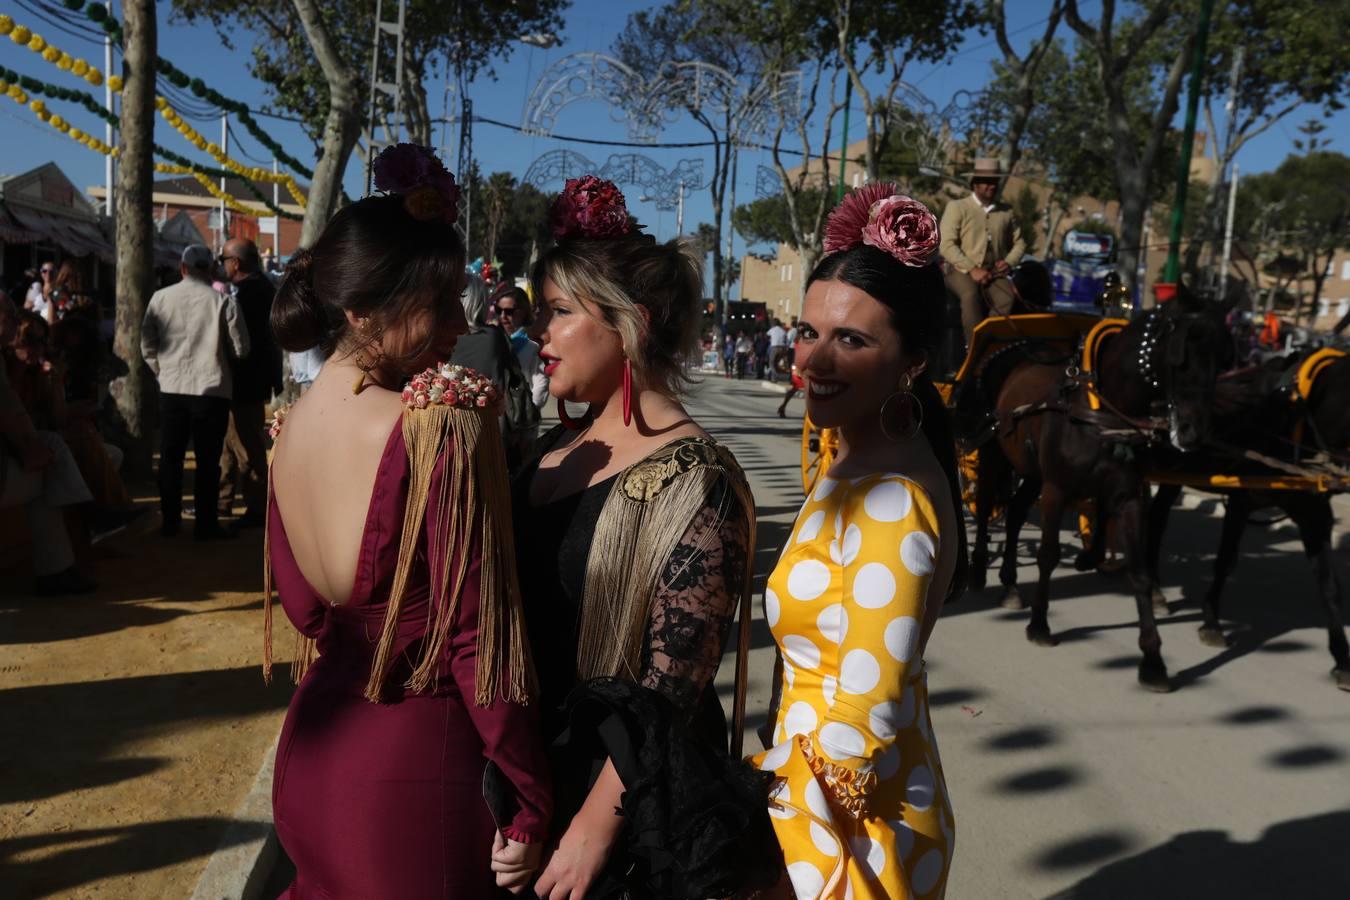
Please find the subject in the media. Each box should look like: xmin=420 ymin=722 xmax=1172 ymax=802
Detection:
xmin=574 ymin=437 xmax=757 ymax=752
xmin=263 ymin=404 xmax=533 ymax=707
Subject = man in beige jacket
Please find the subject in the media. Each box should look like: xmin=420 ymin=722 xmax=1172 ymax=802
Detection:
xmin=142 ymin=245 xmax=249 ymax=540
xmin=939 ymin=158 xmax=1027 ymax=345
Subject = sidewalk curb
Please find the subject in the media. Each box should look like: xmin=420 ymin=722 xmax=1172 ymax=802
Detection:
xmin=191 ymin=733 xmax=280 ymax=900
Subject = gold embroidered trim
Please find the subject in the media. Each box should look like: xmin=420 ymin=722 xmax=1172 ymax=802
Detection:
xmin=619 ymin=437 xmax=726 ymax=502
xmin=803 ymin=734 xmax=877 ymax=820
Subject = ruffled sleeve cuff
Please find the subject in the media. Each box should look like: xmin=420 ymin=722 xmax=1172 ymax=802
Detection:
xmin=803 ymin=734 xmax=878 ymax=820
xmin=501 ymin=822 xmax=544 ymax=845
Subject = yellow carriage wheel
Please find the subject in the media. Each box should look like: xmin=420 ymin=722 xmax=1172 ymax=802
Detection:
xmin=801 ymin=415 xmax=839 ymax=495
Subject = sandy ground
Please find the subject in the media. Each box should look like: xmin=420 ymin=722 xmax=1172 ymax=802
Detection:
xmin=1 ymin=482 xmax=297 ymax=899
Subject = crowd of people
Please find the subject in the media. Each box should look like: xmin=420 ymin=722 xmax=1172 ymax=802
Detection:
xmin=259 ymin=147 xmax=959 ymax=900
xmin=722 ymin=316 xmax=797 ymax=382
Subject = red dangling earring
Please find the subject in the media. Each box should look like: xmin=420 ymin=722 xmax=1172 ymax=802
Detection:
xmin=622 ymin=358 xmax=633 ymax=427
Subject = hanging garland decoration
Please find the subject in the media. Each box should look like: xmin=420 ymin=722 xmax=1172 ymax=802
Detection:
xmin=0 ymin=69 xmax=303 ymax=221
xmin=0 ymin=15 xmax=308 ymax=208
xmin=60 ymin=1 xmax=316 ymax=181
xmin=154 ymin=96 xmax=307 ymax=209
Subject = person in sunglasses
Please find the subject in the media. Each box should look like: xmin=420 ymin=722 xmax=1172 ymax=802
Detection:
xmin=24 ymin=261 xmax=57 ymax=321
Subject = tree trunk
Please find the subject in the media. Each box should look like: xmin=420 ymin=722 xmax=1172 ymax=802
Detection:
xmin=110 ymin=0 xmax=156 ymax=476
xmin=293 ymin=0 xmax=362 ymax=248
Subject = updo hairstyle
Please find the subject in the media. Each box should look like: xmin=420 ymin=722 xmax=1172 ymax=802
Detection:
xmin=530 ymin=234 xmax=704 ymax=397
xmin=806 ymin=246 xmax=967 ymax=599
xmin=271 ymin=194 xmax=466 ymax=367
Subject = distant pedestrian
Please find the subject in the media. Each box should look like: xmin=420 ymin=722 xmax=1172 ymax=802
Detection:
xmin=734 ymin=332 xmax=753 ymax=379
xmin=723 ymin=332 xmax=735 ymax=376
xmin=141 ymin=244 xmax=249 ymax=540
xmin=766 ymin=318 xmax=787 ymax=382
xmin=754 ymin=329 xmax=770 ymax=379
xmin=217 ymin=238 xmax=283 ymax=526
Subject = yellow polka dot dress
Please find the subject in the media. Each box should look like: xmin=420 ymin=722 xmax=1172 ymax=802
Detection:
xmin=750 ymin=473 xmax=954 ymax=899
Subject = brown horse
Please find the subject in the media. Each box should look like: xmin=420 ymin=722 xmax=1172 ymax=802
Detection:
xmin=979 ymin=294 xmax=1233 ymax=691
xmin=1147 ymin=352 xmax=1350 ymax=690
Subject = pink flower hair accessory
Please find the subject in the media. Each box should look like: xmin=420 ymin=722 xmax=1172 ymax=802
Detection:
xmin=372 ymin=143 xmax=461 ymax=225
xmin=823 ymin=182 xmax=940 ymax=267
xmin=548 ymin=175 xmax=634 ymax=240
xmin=401 ymin=364 xmax=501 ymax=412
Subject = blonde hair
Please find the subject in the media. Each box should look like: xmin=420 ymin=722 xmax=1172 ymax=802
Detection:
xmin=532 ymin=235 xmax=704 ymax=397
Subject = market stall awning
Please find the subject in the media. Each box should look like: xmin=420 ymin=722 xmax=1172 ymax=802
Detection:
xmin=6 ymin=203 xmax=115 ymax=262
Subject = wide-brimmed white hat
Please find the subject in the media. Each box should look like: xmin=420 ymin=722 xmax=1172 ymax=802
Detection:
xmin=962 ymin=157 xmax=1009 ymax=181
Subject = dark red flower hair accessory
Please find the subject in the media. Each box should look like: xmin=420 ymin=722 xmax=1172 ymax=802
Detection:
xmin=548 ymin=175 xmax=634 ymax=240
xmin=372 ymin=143 xmax=461 ymax=225
xmin=823 ymin=182 xmax=940 ymax=267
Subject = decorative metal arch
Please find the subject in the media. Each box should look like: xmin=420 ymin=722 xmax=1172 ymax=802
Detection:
xmin=522 ymin=51 xmax=801 ymax=146
xmin=522 ymin=149 xmax=706 ymax=211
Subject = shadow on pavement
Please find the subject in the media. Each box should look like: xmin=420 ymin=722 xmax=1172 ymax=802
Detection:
xmin=1042 ymin=811 xmax=1350 ymax=899
xmin=0 ymin=816 xmax=270 ymax=899
xmin=2 ymin=664 xmax=292 ymax=806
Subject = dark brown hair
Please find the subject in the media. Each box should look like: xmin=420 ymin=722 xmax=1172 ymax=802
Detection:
xmin=272 ymin=194 xmax=466 ymax=366
xmin=531 ymin=235 xmax=703 ymax=397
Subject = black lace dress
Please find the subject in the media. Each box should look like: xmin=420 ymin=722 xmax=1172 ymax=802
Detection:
xmin=511 ymin=428 xmax=780 ymax=899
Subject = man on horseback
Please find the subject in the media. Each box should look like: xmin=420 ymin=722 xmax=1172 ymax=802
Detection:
xmin=940 ymin=158 xmax=1027 ymax=347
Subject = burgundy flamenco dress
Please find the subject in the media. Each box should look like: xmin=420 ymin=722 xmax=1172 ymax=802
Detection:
xmin=265 ymin=407 xmax=551 ymax=900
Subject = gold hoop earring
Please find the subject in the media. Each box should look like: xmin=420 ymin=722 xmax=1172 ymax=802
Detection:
xmin=880 ymin=374 xmax=923 ymax=442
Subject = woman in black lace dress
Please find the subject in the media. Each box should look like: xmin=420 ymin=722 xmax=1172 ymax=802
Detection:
xmin=511 ymin=177 xmax=779 ymax=899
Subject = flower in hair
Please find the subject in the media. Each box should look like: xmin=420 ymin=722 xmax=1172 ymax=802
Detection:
xmin=824 ymin=182 xmax=940 ymax=267
xmin=401 ymin=364 xmax=500 ymax=412
xmin=373 ymin=143 xmax=461 ymax=225
xmin=549 ymin=175 xmax=633 ymax=240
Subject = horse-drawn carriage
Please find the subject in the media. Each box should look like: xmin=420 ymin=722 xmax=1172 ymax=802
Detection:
xmin=797 ymin=293 xmax=1350 ymax=692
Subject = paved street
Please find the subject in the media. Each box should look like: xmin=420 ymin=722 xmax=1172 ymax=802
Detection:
xmin=696 ymin=373 xmax=1350 ymax=899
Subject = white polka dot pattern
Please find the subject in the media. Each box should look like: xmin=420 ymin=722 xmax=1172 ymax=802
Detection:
xmin=752 ymin=472 xmax=949 ymax=899
xmin=863 ymin=479 xmax=911 ymax=522
xmin=884 ymin=616 xmax=920 ymax=662
xmin=901 ymin=530 xmax=937 ymax=577
xmin=782 ymin=634 xmax=821 ymax=670
xmin=911 ymin=848 xmax=945 ymax=895
xmin=840 ymin=649 xmax=881 ymax=694
xmin=797 ymin=510 xmax=826 ymax=544
xmin=852 ymin=562 xmax=896 ymax=608
xmin=787 ymin=559 xmax=831 ymax=601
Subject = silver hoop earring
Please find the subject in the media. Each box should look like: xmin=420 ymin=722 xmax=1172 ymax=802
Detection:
xmin=880 ymin=376 xmax=923 ymax=442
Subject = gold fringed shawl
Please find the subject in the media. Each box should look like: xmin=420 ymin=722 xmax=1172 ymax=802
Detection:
xmin=263 ymin=404 xmax=533 ymax=708
xmin=574 ymin=437 xmax=757 ymax=753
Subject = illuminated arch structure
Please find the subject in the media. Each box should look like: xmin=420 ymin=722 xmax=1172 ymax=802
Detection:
xmin=523 ymin=149 xmax=705 ymax=212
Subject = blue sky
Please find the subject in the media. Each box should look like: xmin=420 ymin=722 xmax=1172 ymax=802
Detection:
xmin=1 ymin=0 xmax=1344 ymax=253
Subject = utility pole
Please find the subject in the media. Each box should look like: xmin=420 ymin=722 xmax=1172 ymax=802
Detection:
xmin=1161 ymin=0 xmax=1218 ymax=286
xmin=725 ymin=149 xmax=738 ymax=301
xmin=272 ymin=157 xmax=281 ymax=258
xmin=676 ymin=178 xmax=685 ymax=236
xmin=1218 ymin=162 xmax=1239 ymax=301
xmin=219 ymin=113 xmax=228 ymax=250
xmin=103 ymin=5 xmax=115 ymax=217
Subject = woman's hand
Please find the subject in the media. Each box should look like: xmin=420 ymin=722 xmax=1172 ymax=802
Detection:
xmin=491 ymin=831 xmax=543 ymax=895
xmin=531 ymin=807 xmax=619 ymax=900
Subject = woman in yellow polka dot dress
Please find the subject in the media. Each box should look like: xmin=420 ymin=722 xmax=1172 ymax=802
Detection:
xmin=751 ymin=186 xmax=966 ymax=899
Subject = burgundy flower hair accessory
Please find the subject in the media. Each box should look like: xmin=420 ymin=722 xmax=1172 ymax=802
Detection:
xmin=372 ymin=143 xmax=461 ymax=225
xmin=823 ymin=182 xmax=940 ymax=267
xmin=549 ymin=175 xmax=634 ymax=240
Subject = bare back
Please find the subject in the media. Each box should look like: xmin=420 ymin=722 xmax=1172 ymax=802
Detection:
xmin=270 ymin=367 xmax=405 ymax=606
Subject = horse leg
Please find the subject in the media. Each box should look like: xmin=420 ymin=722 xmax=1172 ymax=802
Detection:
xmin=1147 ymin=483 xmax=1183 ymax=610
xmin=1118 ymin=491 xmax=1170 ymax=692
xmin=1286 ymin=496 xmax=1350 ymax=690
xmin=1198 ymin=493 xmax=1249 ymax=648
xmin=1026 ymin=482 xmax=1064 ymax=647
xmin=999 ymin=473 xmax=1041 ymax=610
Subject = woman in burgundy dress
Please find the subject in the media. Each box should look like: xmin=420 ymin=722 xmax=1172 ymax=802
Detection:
xmin=263 ymin=145 xmax=551 ymax=898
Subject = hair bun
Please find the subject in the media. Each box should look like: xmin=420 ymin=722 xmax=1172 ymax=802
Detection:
xmin=271 ymin=248 xmax=330 ymax=353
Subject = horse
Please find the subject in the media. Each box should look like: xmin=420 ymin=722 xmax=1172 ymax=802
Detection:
xmin=974 ymin=291 xmax=1234 ymax=691
xmin=1146 ymin=351 xmax=1350 ymax=690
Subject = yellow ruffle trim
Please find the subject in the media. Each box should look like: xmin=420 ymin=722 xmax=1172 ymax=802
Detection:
xmin=803 ymin=734 xmax=878 ymax=820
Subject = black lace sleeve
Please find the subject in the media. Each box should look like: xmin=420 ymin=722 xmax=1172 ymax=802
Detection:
xmin=638 ymin=476 xmax=749 ymax=713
